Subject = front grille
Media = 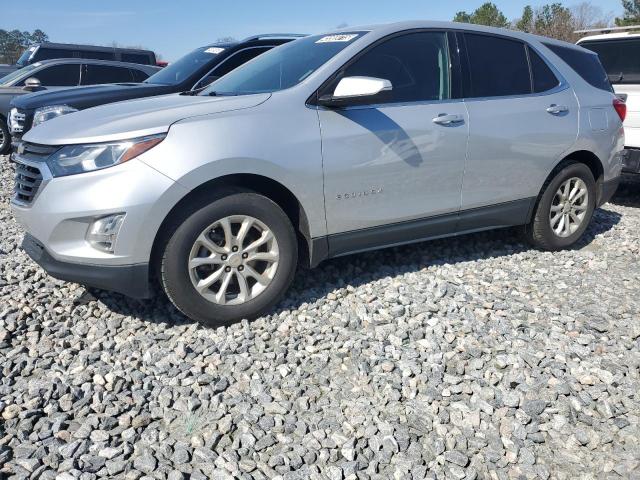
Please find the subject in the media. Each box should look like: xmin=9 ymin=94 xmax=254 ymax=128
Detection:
xmin=9 ymin=108 xmax=26 ymax=134
xmin=12 ymin=142 xmax=58 ymax=206
xmin=14 ymin=162 xmax=43 ymax=204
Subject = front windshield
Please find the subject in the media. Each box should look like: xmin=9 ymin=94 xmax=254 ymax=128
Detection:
xmin=201 ymin=32 xmax=366 ymax=96
xmin=146 ymin=46 xmax=226 ymax=85
xmin=0 ymin=63 xmax=39 ymax=86
xmin=16 ymin=46 xmax=37 ymax=67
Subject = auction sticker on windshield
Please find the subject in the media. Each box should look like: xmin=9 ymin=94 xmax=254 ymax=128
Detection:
xmin=316 ymin=34 xmax=358 ymax=43
xmin=205 ymin=47 xmax=225 ymax=54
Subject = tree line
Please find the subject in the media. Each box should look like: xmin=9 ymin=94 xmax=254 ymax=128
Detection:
xmin=0 ymin=29 xmax=48 ymax=64
xmin=454 ymin=0 xmax=639 ymax=42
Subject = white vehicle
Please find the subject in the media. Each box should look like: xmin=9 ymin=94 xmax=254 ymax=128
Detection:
xmin=577 ymin=26 xmax=640 ymax=174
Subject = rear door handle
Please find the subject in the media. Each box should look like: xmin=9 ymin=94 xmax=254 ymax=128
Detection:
xmin=546 ymin=104 xmax=568 ymax=115
xmin=432 ymin=113 xmax=464 ymax=125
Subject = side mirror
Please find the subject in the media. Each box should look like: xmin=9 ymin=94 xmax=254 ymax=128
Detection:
xmin=23 ymin=77 xmax=42 ymax=91
xmin=318 ymin=76 xmax=392 ymax=107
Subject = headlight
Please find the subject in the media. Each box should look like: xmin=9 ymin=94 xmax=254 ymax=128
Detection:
xmin=32 ymin=105 xmax=78 ymax=128
xmin=47 ymin=134 xmax=166 ymax=177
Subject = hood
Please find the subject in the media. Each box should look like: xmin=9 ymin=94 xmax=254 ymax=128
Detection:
xmin=23 ymin=92 xmax=272 ymax=145
xmin=12 ymin=82 xmax=173 ymax=111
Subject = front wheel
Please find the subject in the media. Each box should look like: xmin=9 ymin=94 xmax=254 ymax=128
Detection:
xmin=160 ymin=191 xmax=298 ymax=326
xmin=523 ymin=162 xmax=596 ymax=250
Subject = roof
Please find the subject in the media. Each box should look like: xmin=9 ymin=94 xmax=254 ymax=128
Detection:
xmin=36 ymin=42 xmax=155 ymax=54
xmin=26 ymin=58 xmax=160 ymax=71
xmin=578 ymin=31 xmax=640 ymax=42
xmin=332 ymin=20 xmax=583 ymax=50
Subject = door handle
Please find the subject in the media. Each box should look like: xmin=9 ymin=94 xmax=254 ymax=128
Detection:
xmin=432 ymin=113 xmax=464 ymax=125
xmin=546 ymin=104 xmax=568 ymax=115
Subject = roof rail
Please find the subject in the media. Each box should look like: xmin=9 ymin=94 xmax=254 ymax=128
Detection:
xmin=241 ymin=33 xmax=308 ymax=42
xmin=575 ymin=25 xmax=640 ymax=35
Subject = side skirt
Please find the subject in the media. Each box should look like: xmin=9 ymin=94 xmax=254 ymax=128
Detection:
xmin=309 ymin=197 xmax=535 ymax=266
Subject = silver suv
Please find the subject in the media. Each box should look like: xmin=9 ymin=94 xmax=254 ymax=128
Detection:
xmin=11 ymin=22 xmax=625 ymax=325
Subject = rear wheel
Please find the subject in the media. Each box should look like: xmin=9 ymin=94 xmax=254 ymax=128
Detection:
xmin=160 ymin=191 xmax=298 ymax=326
xmin=0 ymin=117 xmax=10 ymax=155
xmin=523 ymin=162 xmax=596 ymax=250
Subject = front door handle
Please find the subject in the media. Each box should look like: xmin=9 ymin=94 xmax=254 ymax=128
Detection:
xmin=432 ymin=113 xmax=464 ymax=125
xmin=546 ymin=104 xmax=569 ymax=115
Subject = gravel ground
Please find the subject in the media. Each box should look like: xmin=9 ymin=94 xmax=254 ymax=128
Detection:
xmin=1 ymin=154 xmax=639 ymax=480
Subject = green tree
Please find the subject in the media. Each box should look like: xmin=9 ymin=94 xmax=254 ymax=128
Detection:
xmin=0 ymin=28 xmax=49 ymax=64
xmin=534 ymin=3 xmax=574 ymax=41
xmin=615 ymin=0 xmax=640 ymax=26
xmin=515 ymin=5 xmax=534 ymax=32
xmin=453 ymin=2 xmax=509 ymax=28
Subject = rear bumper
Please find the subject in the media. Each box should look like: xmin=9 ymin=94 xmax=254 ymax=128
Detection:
xmin=597 ymin=176 xmax=620 ymax=207
xmin=621 ymin=148 xmax=640 ymax=174
xmin=22 ymin=233 xmax=152 ymax=298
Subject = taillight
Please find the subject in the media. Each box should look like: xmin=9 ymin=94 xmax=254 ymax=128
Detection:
xmin=613 ymin=97 xmax=627 ymax=122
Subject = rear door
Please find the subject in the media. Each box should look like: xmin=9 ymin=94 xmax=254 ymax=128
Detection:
xmin=459 ymin=32 xmax=579 ymax=225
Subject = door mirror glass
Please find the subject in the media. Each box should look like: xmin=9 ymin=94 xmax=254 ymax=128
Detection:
xmin=23 ymin=77 xmax=42 ymax=91
xmin=319 ymin=76 xmax=392 ymax=106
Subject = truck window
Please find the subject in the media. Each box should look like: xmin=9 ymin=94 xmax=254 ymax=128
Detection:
xmin=32 ymin=48 xmax=75 ymax=62
xmin=121 ymin=53 xmax=151 ymax=65
xmin=81 ymin=50 xmax=115 ymax=61
xmin=579 ymin=38 xmax=640 ymax=85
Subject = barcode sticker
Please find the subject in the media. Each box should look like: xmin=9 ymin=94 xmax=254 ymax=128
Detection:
xmin=316 ymin=34 xmax=358 ymax=44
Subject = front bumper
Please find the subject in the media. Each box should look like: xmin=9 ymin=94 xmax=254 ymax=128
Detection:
xmin=621 ymin=148 xmax=640 ymax=174
xmin=22 ymin=234 xmax=152 ymax=298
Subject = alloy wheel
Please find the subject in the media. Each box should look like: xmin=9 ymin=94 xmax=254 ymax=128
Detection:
xmin=188 ymin=215 xmax=279 ymax=305
xmin=549 ymin=177 xmax=589 ymax=238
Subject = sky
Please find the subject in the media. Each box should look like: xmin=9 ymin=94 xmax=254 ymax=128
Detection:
xmin=5 ymin=0 xmax=625 ymax=61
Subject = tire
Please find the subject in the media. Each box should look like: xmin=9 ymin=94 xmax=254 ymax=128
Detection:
xmin=523 ymin=161 xmax=596 ymax=250
xmin=0 ymin=117 xmax=10 ymax=155
xmin=160 ymin=191 xmax=298 ymax=326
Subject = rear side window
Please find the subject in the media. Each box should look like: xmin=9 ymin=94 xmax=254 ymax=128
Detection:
xmin=528 ymin=48 xmax=560 ymax=93
xmin=30 ymin=64 xmax=81 ymax=86
xmin=340 ymin=31 xmax=451 ymax=103
xmin=82 ymin=64 xmax=133 ymax=85
xmin=579 ymin=39 xmax=640 ymax=85
xmin=544 ymin=43 xmax=612 ymax=92
xmin=121 ymin=53 xmax=151 ymax=65
xmin=33 ymin=48 xmax=74 ymax=62
xmin=464 ymin=33 xmax=531 ymax=98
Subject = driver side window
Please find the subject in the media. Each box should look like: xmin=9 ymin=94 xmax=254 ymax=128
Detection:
xmin=195 ymin=47 xmax=270 ymax=90
xmin=340 ymin=31 xmax=451 ymax=104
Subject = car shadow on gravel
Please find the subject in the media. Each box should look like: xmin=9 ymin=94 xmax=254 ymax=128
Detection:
xmin=610 ymin=175 xmax=640 ymax=208
xmin=93 ymin=205 xmax=622 ymax=326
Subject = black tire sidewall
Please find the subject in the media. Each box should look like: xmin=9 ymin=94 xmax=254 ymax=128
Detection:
xmin=161 ymin=192 xmax=297 ymax=326
xmin=534 ymin=163 xmax=596 ymax=249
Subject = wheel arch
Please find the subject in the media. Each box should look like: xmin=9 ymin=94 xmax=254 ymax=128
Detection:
xmin=150 ymin=173 xmax=318 ymax=276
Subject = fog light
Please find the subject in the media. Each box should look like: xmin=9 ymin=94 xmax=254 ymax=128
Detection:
xmin=87 ymin=214 xmax=125 ymax=253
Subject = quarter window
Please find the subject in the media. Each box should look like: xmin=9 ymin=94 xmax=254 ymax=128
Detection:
xmin=28 ymin=64 xmax=81 ymax=86
xmin=464 ymin=33 xmax=531 ymax=97
xmin=544 ymin=43 xmax=612 ymax=92
xmin=339 ymin=32 xmax=451 ymax=104
xmin=529 ymin=47 xmax=560 ymax=93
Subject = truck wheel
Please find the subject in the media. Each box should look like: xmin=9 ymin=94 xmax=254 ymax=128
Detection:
xmin=160 ymin=191 xmax=298 ymax=326
xmin=0 ymin=117 xmax=10 ymax=155
xmin=523 ymin=162 xmax=596 ymax=250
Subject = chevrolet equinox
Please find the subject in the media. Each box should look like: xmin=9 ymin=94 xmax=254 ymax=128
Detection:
xmin=11 ymin=22 xmax=625 ymax=325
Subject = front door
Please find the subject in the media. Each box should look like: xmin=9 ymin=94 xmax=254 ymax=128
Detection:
xmin=317 ymin=31 xmax=469 ymax=252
